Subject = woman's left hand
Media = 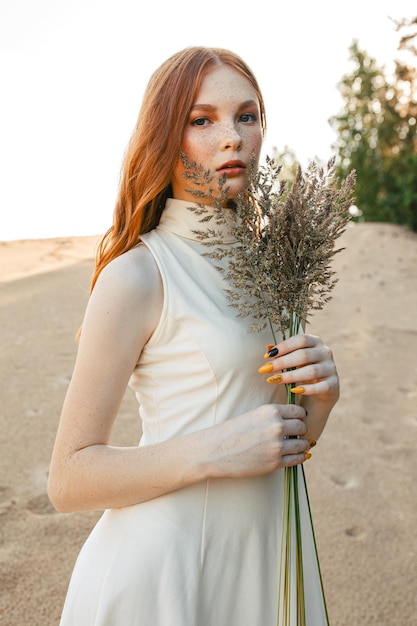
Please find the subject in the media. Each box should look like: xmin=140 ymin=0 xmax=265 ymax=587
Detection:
xmin=258 ymin=334 xmax=340 ymax=403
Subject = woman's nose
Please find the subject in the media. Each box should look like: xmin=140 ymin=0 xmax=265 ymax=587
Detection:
xmin=220 ymin=123 xmax=242 ymax=150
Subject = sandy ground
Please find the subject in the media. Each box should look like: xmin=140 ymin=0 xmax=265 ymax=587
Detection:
xmin=0 ymin=222 xmax=416 ymax=625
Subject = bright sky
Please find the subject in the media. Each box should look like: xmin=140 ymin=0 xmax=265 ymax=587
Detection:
xmin=1 ymin=0 xmax=415 ymax=241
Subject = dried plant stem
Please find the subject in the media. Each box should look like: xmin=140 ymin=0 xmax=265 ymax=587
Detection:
xmin=276 ymin=313 xmax=329 ymax=626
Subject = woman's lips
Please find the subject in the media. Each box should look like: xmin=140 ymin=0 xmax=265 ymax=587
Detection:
xmin=216 ymin=161 xmax=246 ymax=177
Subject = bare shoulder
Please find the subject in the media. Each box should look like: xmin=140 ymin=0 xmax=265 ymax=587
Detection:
xmin=97 ymin=243 xmax=161 ymax=299
xmin=82 ymin=243 xmax=163 ymax=346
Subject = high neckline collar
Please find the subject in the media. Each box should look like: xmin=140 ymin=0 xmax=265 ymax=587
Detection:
xmin=156 ymin=198 xmax=237 ymax=243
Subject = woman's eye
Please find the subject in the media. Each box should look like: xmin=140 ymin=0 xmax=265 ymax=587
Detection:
xmin=192 ymin=117 xmax=209 ymax=127
xmin=240 ymin=113 xmax=256 ymax=123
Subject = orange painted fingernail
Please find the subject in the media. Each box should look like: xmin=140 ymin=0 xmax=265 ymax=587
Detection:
xmin=265 ymin=344 xmax=274 ymax=352
xmin=309 ymin=440 xmax=317 ymax=448
xmin=304 ymin=452 xmax=312 ymax=460
xmin=290 ymin=386 xmax=305 ymax=394
xmin=266 ymin=374 xmax=283 ymax=384
xmin=258 ymin=362 xmax=274 ymax=374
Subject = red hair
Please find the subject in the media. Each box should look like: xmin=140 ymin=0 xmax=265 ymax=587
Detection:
xmin=91 ymin=46 xmax=266 ymax=292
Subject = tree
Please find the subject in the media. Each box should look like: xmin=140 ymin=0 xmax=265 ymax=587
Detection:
xmin=330 ymin=19 xmax=417 ymax=231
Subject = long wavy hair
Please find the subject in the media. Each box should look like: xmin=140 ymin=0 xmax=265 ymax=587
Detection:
xmin=91 ymin=46 xmax=266 ymax=292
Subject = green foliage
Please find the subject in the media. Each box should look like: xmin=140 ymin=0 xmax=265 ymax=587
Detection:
xmin=329 ymin=18 xmax=417 ymax=231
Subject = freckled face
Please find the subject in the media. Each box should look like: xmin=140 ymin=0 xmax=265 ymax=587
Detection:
xmin=171 ymin=64 xmax=264 ymax=204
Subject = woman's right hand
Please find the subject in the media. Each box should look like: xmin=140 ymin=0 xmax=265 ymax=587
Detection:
xmin=204 ymin=403 xmax=310 ymax=479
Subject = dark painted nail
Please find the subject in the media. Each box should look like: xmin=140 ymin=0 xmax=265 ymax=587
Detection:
xmin=267 ymin=347 xmax=279 ymax=358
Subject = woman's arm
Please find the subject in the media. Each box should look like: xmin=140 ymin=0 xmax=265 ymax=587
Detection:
xmin=48 ymin=245 xmax=310 ymax=513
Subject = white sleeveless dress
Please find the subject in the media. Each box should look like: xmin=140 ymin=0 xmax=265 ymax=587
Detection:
xmin=59 ymin=198 xmax=328 ymax=625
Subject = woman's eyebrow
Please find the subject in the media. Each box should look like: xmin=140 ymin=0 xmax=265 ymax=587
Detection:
xmin=190 ymin=104 xmax=216 ymax=112
xmin=190 ymin=99 xmax=258 ymax=112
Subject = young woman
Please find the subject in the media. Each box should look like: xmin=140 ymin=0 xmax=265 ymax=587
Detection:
xmin=48 ymin=46 xmax=339 ymax=625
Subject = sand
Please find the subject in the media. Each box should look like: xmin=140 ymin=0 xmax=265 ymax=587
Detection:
xmin=0 ymin=222 xmax=416 ymax=625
